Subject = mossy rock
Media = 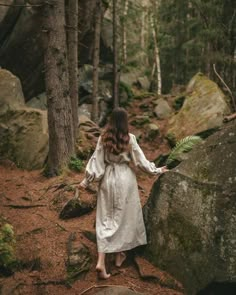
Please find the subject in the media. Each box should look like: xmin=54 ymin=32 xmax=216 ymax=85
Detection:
xmin=144 ymin=123 xmax=236 ymax=294
xmin=59 ymin=197 xmax=96 ymax=219
xmin=165 ymin=132 xmax=177 ymax=147
xmin=130 ymin=115 xmax=150 ymax=127
xmin=167 ymin=73 xmax=231 ymax=140
xmin=153 ymin=98 xmax=172 ymax=119
xmin=0 ymin=108 xmax=48 ymax=170
xmin=146 ymin=123 xmax=159 ymax=140
xmin=66 ymin=235 xmax=92 ymax=284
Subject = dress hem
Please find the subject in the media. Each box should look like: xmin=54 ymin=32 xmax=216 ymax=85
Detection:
xmin=97 ymin=241 xmax=147 ymax=254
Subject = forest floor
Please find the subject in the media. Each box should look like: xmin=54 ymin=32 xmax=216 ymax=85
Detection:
xmin=0 ymin=95 xmax=184 ymax=295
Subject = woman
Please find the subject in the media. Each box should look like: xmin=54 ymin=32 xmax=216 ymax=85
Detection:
xmin=80 ymin=108 xmax=168 ymax=279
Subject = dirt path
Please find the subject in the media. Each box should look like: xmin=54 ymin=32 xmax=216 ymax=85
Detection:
xmin=0 ymin=96 xmax=183 ymax=295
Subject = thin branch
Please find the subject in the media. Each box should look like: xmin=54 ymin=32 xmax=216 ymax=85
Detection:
xmin=223 ymin=113 xmax=236 ymax=123
xmin=36 ymin=213 xmax=68 ymax=232
xmin=191 ymin=0 xmax=209 ymax=28
xmin=213 ymin=63 xmax=236 ymax=111
xmin=79 ymin=42 xmax=88 ymax=49
xmin=33 ymin=279 xmax=69 ymax=287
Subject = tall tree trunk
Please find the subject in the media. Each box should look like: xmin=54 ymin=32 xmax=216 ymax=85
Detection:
xmin=113 ymin=0 xmax=119 ymax=108
xmin=141 ymin=5 xmax=148 ymax=65
xmin=122 ymin=0 xmax=128 ymax=65
xmin=67 ymin=0 xmax=79 ymax=139
xmin=206 ymin=42 xmax=212 ymax=78
xmin=91 ymin=0 xmax=102 ymax=123
xmin=150 ymin=10 xmax=162 ymax=95
xmin=43 ymin=0 xmax=74 ymax=176
xmin=141 ymin=9 xmax=145 ymax=50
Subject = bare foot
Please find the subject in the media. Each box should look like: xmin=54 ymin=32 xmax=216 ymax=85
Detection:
xmin=96 ymin=265 xmax=111 ymax=279
xmin=115 ymin=252 xmax=126 ymax=267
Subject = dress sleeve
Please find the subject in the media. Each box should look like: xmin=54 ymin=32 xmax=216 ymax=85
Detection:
xmin=80 ymin=136 xmax=106 ymax=187
xmin=130 ymin=134 xmax=162 ymax=175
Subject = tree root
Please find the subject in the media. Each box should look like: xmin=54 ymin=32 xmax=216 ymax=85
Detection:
xmin=33 ymin=279 xmax=71 ymax=288
xmin=4 ymin=204 xmax=46 ymax=209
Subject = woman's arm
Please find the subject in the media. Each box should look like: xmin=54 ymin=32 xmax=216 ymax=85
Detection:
xmin=79 ymin=136 xmax=106 ymax=188
xmin=130 ymin=134 xmax=168 ymax=175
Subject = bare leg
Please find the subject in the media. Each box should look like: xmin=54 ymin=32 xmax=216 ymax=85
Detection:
xmin=115 ymin=252 xmax=126 ymax=267
xmin=96 ymin=252 xmax=110 ymax=279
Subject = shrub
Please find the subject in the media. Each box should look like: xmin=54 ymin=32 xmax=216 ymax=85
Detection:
xmin=69 ymin=157 xmax=84 ymax=172
xmin=0 ymin=223 xmax=16 ymax=274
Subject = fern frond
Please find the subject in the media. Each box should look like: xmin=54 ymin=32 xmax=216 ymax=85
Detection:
xmin=166 ymin=135 xmax=203 ymax=166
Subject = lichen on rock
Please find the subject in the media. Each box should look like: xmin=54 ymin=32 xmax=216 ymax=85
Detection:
xmin=167 ymin=73 xmax=231 ymax=141
xmin=144 ymin=122 xmax=236 ymax=294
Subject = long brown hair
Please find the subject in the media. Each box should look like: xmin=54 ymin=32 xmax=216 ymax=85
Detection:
xmin=101 ymin=108 xmax=130 ymax=154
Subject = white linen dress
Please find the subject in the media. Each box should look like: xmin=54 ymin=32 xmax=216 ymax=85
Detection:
xmin=81 ymin=133 xmax=162 ymax=253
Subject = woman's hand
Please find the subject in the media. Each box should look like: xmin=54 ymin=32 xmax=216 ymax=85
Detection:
xmin=79 ymin=179 xmax=88 ymax=188
xmin=160 ymin=166 xmax=169 ymax=173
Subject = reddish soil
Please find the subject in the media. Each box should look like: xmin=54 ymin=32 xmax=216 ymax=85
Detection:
xmin=0 ymin=96 xmax=183 ymax=295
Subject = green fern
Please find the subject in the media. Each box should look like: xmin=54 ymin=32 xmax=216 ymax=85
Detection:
xmin=166 ymin=135 xmax=203 ymax=166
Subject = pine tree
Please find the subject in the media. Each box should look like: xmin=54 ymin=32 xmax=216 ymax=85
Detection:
xmin=91 ymin=0 xmax=102 ymax=122
xmin=43 ymin=0 xmax=75 ymax=175
xmin=67 ymin=0 xmax=79 ymax=138
xmin=156 ymin=0 xmax=236 ymax=96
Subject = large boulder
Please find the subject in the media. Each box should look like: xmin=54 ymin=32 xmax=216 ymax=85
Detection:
xmin=76 ymin=115 xmax=100 ymax=159
xmin=0 ymin=69 xmax=48 ymax=169
xmin=0 ymin=3 xmax=45 ymax=100
xmin=167 ymin=73 xmax=231 ymax=140
xmin=26 ymin=92 xmax=47 ymax=110
xmin=153 ymin=98 xmax=172 ymax=119
xmin=144 ymin=122 xmax=236 ymax=294
xmin=0 ymin=69 xmax=25 ymax=114
xmin=120 ymin=70 xmax=144 ymax=88
xmin=0 ymin=107 xmax=48 ymax=170
xmin=0 ymin=1 xmax=109 ymax=100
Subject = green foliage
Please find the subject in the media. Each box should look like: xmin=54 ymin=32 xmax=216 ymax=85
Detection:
xmin=0 ymin=223 xmax=16 ymax=272
xmin=173 ymin=96 xmax=186 ymax=110
xmin=69 ymin=157 xmax=84 ymax=172
xmin=101 ymin=0 xmax=109 ymax=9
xmin=119 ymin=81 xmax=133 ymax=99
xmin=166 ymin=135 xmax=203 ymax=166
xmin=156 ymin=0 xmax=236 ymax=94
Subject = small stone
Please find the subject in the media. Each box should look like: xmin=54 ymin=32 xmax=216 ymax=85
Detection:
xmin=137 ymin=76 xmax=150 ymax=90
xmin=130 ymin=115 xmax=150 ymax=127
xmin=153 ymin=98 xmax=172 ymax=119
xmin=146 ymin=123 xmax=159 ymax=140
xmin=59 ymin=196 xmax=96 ymax=219
xmin=67 ymin=234 xmax=91 ymax=283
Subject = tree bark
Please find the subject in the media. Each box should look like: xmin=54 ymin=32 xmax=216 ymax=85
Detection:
xmin=67 ymin=0 xmax=79 ymax=138
xmin=113 ymin=0 xmax=119 ymax=108
xmin=91 ymin=0 xmax=102 ymax=123
xmin=122 ymin=0 xmax=128 ymax=65
xmin=150 ymin=9 xmax=162 ymax=95
xmin=43 ymin=0 xmax=75 ymax=176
